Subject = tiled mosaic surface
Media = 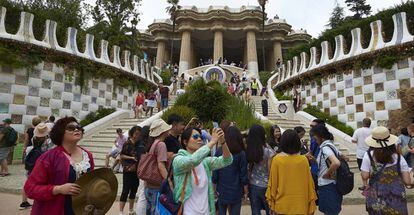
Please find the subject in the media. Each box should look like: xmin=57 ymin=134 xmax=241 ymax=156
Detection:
xmin=0 ymin=62 xmax=134 ymax=133
xmin=299 ymin=58 xmax=414 ymax=129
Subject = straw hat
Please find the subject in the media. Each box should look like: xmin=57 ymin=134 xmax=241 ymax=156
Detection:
xmin=34 ymin=123 xmax=51 ymax=137
xmin=365 ymin=126 xmax=398 ymax=148
xmin=72 ymin=168 xmax=118 ymax=215
xmin=149 ymin=119 xmax=172 ymax=137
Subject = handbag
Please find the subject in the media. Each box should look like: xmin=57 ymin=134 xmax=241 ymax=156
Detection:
xmin=156 ymin=157 xmax=189 ymax=215
xmin=137 ymin=140 xmax=164 ymax=186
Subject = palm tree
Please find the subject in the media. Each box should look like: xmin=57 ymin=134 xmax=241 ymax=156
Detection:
xmin=166 ymin=0 xmax=181 ymax=64
xmin=258 ymin=0 xmax=268 ymax=71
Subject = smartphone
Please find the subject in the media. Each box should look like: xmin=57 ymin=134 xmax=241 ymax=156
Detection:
xmin=213 ymin=122 xmax=219 ymax=128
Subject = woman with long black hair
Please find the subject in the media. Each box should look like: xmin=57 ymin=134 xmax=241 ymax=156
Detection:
xmin=246 ymin=124 xmax=275 ymax=215
xmin=268 ymin=125 xmax=281 ymax=152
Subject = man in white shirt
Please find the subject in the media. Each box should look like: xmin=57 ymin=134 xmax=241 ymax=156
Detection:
xmin=352 ymin=118 xmax=372 ymax=190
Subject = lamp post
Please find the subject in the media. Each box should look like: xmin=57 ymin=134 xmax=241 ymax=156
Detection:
xmin=258 ymin=0 xmax=268 ymax=72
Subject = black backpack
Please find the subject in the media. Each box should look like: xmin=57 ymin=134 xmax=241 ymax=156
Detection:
xmin=25 ymin=147 xmax=43 ymax=172
xmin=321 ymin=144 xmax=354 ymax=195
xmin=3 ymin=127 xmax=18 ymax=147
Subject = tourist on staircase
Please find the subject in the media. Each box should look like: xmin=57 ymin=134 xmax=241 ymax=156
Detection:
xmin=119 ymin=126 xmax=142 ymax=215
xmin=251 ymin=78 xmax=259 ymax=96
xmin=24 ymin=117 xmax=94 ymax=215
xmin=171 ymin=75 xmax=178 ymax=95
xmin=361 ymin=126 xmax=412 ymax=215
xmin=310 ymin=125 xmax=342 ymax=215
xmin=146 ymin=90 xmax=157 ymax=117
xmin=351 ymin=118 xmax=372 ymax=190
xmin=212 ymin=126 xmax=248 ymax=215
xmin=172 ymin=127 xmax=232 ymax=215
xmin=267 ymin=125 xmax=281 ymax=153
xmin=266 ymin=129 xmax=317 ymax=215
xmin=246 ymin=124 xmax=275 ymax=215
xmin=105 ymin=128 xmax=127 ymax=170
xmin=142 ymin=119 xmax=170 ymax=215
xmin=134 ymin=90 xmax=145 ymax=119
xmin=160 ymin=84 xmax=170 ymax=111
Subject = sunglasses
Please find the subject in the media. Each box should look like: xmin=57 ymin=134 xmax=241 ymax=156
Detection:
xmin=65 ymin=124 xmax=84 ymax=132
xmin=192 ymin=133 xmax=204 ymax=141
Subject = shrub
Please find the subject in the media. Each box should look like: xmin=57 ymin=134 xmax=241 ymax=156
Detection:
xmin=80 ymin=107 xmax=116 ymax=127
xmin=160 ymin=69 xmax=172 ymax=85
xmin=274 ymin=90 xmax=292 ymax=101
xmin=303 ymin=105 xmax=354 ymax=136
xmin=161 ymin=105 xmax=197 ymax=125
xmin=225 ymin=96 xmax=261 ymax=130
xmin=259 ymin=71 xmax=274 ymax=85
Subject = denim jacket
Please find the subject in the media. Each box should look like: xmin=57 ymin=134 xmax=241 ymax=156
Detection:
xmin=172 ymin=145 xmax=233 ymax=214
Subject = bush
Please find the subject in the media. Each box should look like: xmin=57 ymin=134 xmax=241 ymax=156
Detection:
xmin=160 ymin=69 xmax=172 ymax=85
xmin=303 ymin=105 xmax=354 ymax=136
xmin=80 ymin=107 xmax=116 ymax=127
xmin=161 ymin=105 xmax=197 ymax=125
xmin=274 ymin=90 xmax=292 ymax=101
xmin=259 ymin=71 xmax=273 ymax=85
xmin=225 ymin=96 xmax=261 ymax=131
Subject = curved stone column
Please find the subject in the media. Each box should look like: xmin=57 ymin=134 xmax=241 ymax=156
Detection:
xmin=246 ymin=30 xmax=258 ymax=78
xmin=179 ymin=30 xmax=191 ymax=75
xmin=156 ymin=40 xmax=166 ymax=68
xmin=213 ymin=30 xmax=223 ymax=63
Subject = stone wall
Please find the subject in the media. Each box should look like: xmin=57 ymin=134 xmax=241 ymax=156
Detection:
xmin=0 ymin=62 xmax=135 ymax=133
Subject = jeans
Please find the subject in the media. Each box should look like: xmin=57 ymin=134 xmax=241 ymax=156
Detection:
xmin=318 ymin=183 xmax=342 ymax=215
xmin=145 ymin=187 xmax=159 ymax=215
xmin=161 ymin=98 xmax=168 ymax=109
xmin=217 ymin=201 xmax=242 ymax=215
xmin=249 ymin=184 xmax=269 ymax=215
xmin=120 ymin=172 xmax=139 ymax=202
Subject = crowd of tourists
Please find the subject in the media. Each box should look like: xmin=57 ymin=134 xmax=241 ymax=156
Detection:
xmin=133 ymin=84 xmax=171 ymax=119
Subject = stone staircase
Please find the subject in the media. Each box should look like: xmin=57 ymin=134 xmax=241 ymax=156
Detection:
xmin=80 ymin=96 xmax=176 ymax=168
xmin=251 ymin=96 xmax=358 ymax=171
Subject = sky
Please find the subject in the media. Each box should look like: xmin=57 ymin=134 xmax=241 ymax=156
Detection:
xmin=131 ymin=0 xmax=405 ymax=37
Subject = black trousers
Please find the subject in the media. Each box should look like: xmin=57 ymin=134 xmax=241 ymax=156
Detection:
xmin=357 ymin=158 xmax=363 ymax=170
xmin=120 ymin=171 xmax=139 ymax=202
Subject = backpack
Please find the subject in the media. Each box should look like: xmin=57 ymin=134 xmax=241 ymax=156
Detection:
xmin=321 ymin=144 xmax=354 ymax=195
xmin=25 ymin=146 xmax=43 ymax=171
xmin=3 ymin=127 xmax=18 ymax=147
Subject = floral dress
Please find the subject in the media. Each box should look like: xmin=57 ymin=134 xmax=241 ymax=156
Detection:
xmin=365 ymin=152 xmax=408 ymax=215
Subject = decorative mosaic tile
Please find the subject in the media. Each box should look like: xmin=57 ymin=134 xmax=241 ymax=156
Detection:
xmin=106 ymin=99 xmax=111 ymax=106
xmin=92 ymin=81 xmax=99 ymax=89
xmin=306 ymin=90 xmax=310 ymax=97
xmin=99 ymin=90 xmax=105 ymax=98
xmin=346 ymin=96 xmax=354 ymax=105
xmin=386 ymin=70 xmax=396 ymax=81
xmin=357 ymin=121 xmax=363 ymax=128
xmin=15 ymin=75 xmax=28 ymax=85
xmin=312 ymin=96 xmax=316 ymax=102
xmin=317 ymin=101 xmax=323 ymax=108
xmin=128 ymin=104 xmax=132 ymax=109
xmin=373 ymin=66 xmax=383 ymax=74
xmin=55 ymin=73 xmax=64 ymax=82
xmin=92 ymin=97 xmax=97 ymax=104
xmin=345 ymin=79 xmax=353 ymax=88
xmin=397 ymin=59 xmax=409 ymax=69
xmin=2 ymin=65 xmax=13 ymax=73
xmin=366 ymin=111 xmax=375 ymax=120
xmin=324 ymin=108 xmax=329 ymax=114
xmin=73 ymin=94 xmax=81 ymax=102
xmin=72 ymin=111 xmax=79 ymax=118
xmin=338 ymin=90 xmax=344 ymax=98
xmin=26 ymin=106 xmax=37 ymax=115
xmin=330 ymin=83 xmax=336 ymax=91
xmin=29 ymin=87 xmax=39 ymax=96
xmin=42 ymin=80 xmax=51 ymax=89
xmin=64 ymin=83 xmax=73 ymax=92
xmin=387 ymin=90 xmax=398 ymax=99
xmin=400 ymin=79 xmax=411 ymax=90
xmin=53 ymin=91 xmax=61 ymax=99
xmin=331 ymin=99 xmax=337 ymax=106
xmin=43 ymin=62 xmax=53 ymax=71
xmin=353 ymin=69 xmax=361 ymax=78
xmin=311 ymin=82 xmax=316 ymax=88
xmin=355 ymin=86 xmax=363 ymax=95
xmin=324 ymin=93 xmax=329 ymax=100
xmin=339 ymin=106 xmax=345 ymax=114
xmin=106 ymin=85 xmax=112 ymax=92
xmin=377 ymin=120 xmax=388 ymax=127
xmin=118 ymin=88 xmax=123 ymax=94
xmin=112 ymin=92 xmax=117 ymax=100
xmin=63 ymin=101 xmax=71 ymax=109
xmin=337 ymin=74 xmax=343 ymax=82
xmin=40 ymin=97 xmax=50 ymax=107
xmin=0 ymin=83 xmax=11 ymax=93
xmin=38 ymin=115 xmax=48 ymax=121
xmin=348 ymin=113 xmax=355 ymax=121
xmin=322 ymin=77 xmax=329 ymax=85
xmin=82 ymin=88 xmax=90 ymax=95
xmin=129 ymin=90 xmax=133 ymax=97
xmin=301 ymin=85 xmax=305 ymax=90
xmin=29 ymin=70 xmax=41 ymax=78
xmin=0 ymin=103 xmax=9 ymax=114
xmin=356 ymin=104 xmax=364 ymax=112
xmin=317 ymin=87 xmax=322 ymax=94
xmin=124 ymin=96 xmax=128 ymax=103
xmin=13 ymin=94 xmax=25 ymax=104
xmin=375 ymin=83 xmax=384 ymax=91
xmin=365 ymin=93 xmax=373 ymax=103
xmin=363 ymin=76 xmax=372 ymax=85
xmin=51 ymin=109 xmax=59 ymax=116
xmin=11 ymin=114 xmax=22 ymax=124
xmin=100 ymin=78 xmax=106 ymax=83
xmin=117 ymin=101 xmax=122 ymax=108
xmin=376 ymin=101 xmax=385 ymax=110
xmin=82 ymin=103 xmax=89 ymax=111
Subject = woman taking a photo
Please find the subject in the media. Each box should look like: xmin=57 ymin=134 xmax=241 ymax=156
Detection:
xmin=173 ymin=127 xmax=233 ymax=215
xmin=246 ymin=124 xmax=275 ymax=215
xmin=119 ymin=126 xmax=142 ymax=215
xmin=213 ymin=126 xmax=248 ymax=215
xmin=266 ymin=129 xmax=317 ymax=215
xmin=361 ymin=126 xmax=412 ymax=214
xmin=24 ymin=117 xmax=94 ymax=215
xmin=268 ymin=125 xmax=281 ymax=152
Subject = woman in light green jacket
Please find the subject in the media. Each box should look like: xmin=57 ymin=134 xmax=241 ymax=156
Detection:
xmin=173 ymin=127 xmax=233 ymax=215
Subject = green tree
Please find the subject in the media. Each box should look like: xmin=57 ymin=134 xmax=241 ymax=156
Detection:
xmin=88 ymin=0 xmax=142 ymax=56
xmin=345 ymin=0 xmax=371 ymax=19
xmin=166 ymin=0 xmax=181 ymax=63
xmin=327 ymin=1 xmax=345 ymax=28
xmin=258 ymin=0 xmax=268 ymax=71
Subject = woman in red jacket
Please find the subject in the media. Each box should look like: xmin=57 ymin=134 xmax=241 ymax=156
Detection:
xmin=24 ymin=117 xmax=94 ymax=215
